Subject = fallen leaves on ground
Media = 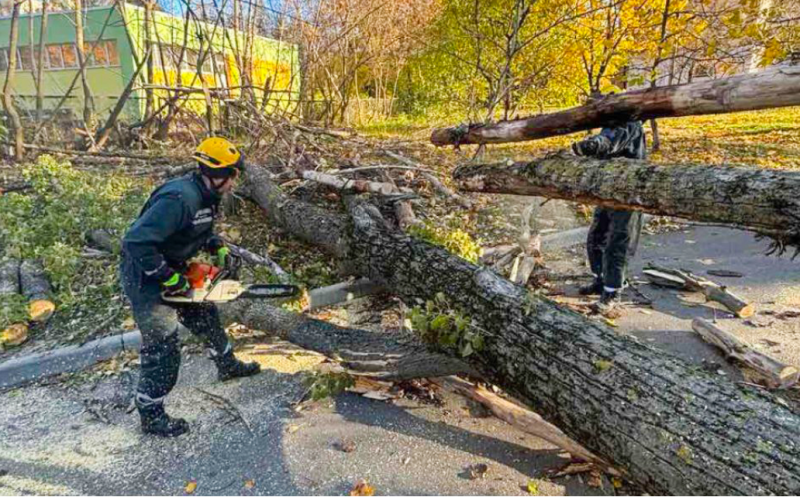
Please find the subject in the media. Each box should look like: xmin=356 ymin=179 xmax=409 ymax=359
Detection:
xmin=244 ymin=479 xmax=255 ymax=489
xmin=185 ymin=480 xmax=197 ymax=494
xmin=526 ymin=480 xmax=539 ymax=495
xmin=466 ymin=463 xmax=489 ymax=480
xmin=349 ymin=479 xmax=375 ymax=496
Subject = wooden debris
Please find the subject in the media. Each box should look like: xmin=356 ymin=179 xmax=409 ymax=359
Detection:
xmin=692 ymin=318 xmax=799 ymax=389
xmin=300 ymin=170 xmax=395 ymax=195
xmin=435 ymin=376 xmax=618 ymax=475
xmin=644 ymin=264 xmax=754 ymax=318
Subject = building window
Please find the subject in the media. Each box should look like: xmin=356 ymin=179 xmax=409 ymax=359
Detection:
xmin=61 ymin=44 xmax=78 ymax=68
xmin=104 ymin=40 xmax=119 ymax=66
xmin=46 ymin=45 xmax=63 ymax=69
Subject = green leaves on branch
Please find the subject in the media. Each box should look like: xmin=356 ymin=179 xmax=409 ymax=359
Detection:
xmin=303 ymin=370 xmax=355 ymax=401
xmin=409 ymin=292 xmax=484 ymax=358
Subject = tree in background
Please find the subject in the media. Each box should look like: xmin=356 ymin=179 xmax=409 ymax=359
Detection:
xmin=397 ymin=0 xmax=583 ymax=123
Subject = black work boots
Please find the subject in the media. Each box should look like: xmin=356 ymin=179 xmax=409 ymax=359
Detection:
xmin=578 ymin=279 xmax=604 ymax=296
xmin=138 ymin=402 xmax=189 ymax=438
xmin=591 ymin=290 xmax=621 ymax=316
xmin=214 ymin=352 xmax=261 ymax=382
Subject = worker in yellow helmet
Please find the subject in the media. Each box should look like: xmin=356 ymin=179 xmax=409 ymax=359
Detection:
xmin=120 ymin=137 xmax=260 ymax=438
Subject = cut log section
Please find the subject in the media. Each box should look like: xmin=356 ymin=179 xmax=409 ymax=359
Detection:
xmin=0 ymin=259 xmax=20 ymax=296
xmin=432 ymin=64 xmax=800 ymax=146
xmin=644 ymin=264 xmax=755 ymax=318
xmin=692 ymin=318 xmax=799 ymax=389
xmin=19 ymin=259 xmax=55 ymax=322
xmin=453 ymin=151 xmax=800 ymax=249
xmin=244 ymin=164 xmax=800 ymax=495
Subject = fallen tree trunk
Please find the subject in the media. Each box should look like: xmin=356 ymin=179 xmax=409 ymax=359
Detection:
xmin=245 ymin=164 xmax=800 ymax=495
xmin=431 ymin=64 xmax=800 ymax=146
xmin=692 ymin=318 xmax=799 ymax=389
xmin=218 ymin=298 xmax=473 ymax=380
xmin=644 ymin=264 xmax=755 ymax=318
xmin=453 ymin=152 xmax=800 ymax=250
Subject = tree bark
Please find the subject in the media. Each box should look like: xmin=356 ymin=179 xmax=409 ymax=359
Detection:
xmin=3 ymin=1 xmax=25 ymax=161
xmin=0 ymin=259 xmax=20 ymax=296
xmin=431 ymin=64 xmax=800 ymax=146
xmin=34 ymin=0 xmax=47 ymax=123
xmin=244 ymin=164 xmax=800 ymax=495
xmin=452 ymin=152 xmax=800 ymax=250
xmin=74 ymin=0 xmax=95 ymax=132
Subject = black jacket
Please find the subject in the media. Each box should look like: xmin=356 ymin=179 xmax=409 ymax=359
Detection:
xmin=572 ymin=121 xmax=647 ymax=160
xmin=122 ymin=171 xmax=221 ymax=282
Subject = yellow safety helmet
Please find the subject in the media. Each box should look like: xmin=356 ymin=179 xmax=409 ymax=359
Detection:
xmin=193 ymin=137 xmax=245 ymax=179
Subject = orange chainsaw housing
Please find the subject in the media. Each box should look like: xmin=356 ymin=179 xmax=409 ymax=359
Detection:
xmin=185 ymin=262 xmax=221 ymax=289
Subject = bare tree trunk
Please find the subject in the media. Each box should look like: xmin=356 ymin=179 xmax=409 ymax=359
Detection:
xmin=143 ymin=0 xmax=154 ymax=121
xmin=3 ymin=1 xmax=25 ymax=161
xmin=243 ymin=164 xmax=800 ymax=495
xmin=431 ymin=65 xmax=800 ymax=146
xmin=453 ymin=152 xmax=800 ymax=249
xmin=650 ymin=118 xmax=660 ymax=151
xmin=74 ymin=0 xmax=94 ymax=132
xmin=34 ymin=0 xmax=47 ymax=123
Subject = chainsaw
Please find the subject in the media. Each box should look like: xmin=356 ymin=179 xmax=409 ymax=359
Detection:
xmin=162 ymin=259 xmax=299 ymax=304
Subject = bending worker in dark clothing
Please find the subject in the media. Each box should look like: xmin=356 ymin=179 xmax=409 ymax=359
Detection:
xmin=571 ymin=121 xmax=647 ymax=314
xmin=121 ymin=137 xmax=260 ymax=437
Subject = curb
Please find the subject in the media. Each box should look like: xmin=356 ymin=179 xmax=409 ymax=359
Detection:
xmin=0 ymin=330 xmax=142 ymax=390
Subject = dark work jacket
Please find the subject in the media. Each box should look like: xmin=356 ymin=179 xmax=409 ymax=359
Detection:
xmin=577 ymin=121 xmax=647 ymax=160
xmin=122 ymin=171 xmax=221 ymax=283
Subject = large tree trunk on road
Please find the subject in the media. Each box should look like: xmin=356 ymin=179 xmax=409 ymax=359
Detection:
xmin=244 ymin=165 xmax=800 ymax=495
xmin=453 ymin=152 xmax=800 ymax=250
xmin=431 ymin=65 xmax=800 ymax=146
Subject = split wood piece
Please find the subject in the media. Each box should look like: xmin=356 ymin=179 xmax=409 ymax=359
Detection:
xmin=435 ymin=376 xmax=620 ymax=476
xmin=19 ymin=260 xmax=54 ymax=322
xmin=301 ymin=170 xmax=396 ymax=195
xmin=0 ymin=259 xmax=20 ymax=296
xmin=245 ymin=163 xmax=800 ymax=495
xmin=432 ymin=64 xmax=800 ymax=146
xmin=644 ymin=264 xmax=754 ymax=318
xmin=453 ymin=151 xmax=800 ymax=250
xmin=692 ymin=318 xmax=799 ymax=389
xmin=382 ymin=150 xmax=473 ymax=208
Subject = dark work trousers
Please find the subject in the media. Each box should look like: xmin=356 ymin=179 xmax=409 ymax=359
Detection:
xmin=586 ymin=207 xmax=643 ymax=291
xmin=121 ymin=258 xmax=231 ymax=408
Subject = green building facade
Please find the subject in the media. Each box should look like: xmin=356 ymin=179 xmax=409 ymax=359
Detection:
xmin=0 ymin=4 xmax=299 ymax=122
